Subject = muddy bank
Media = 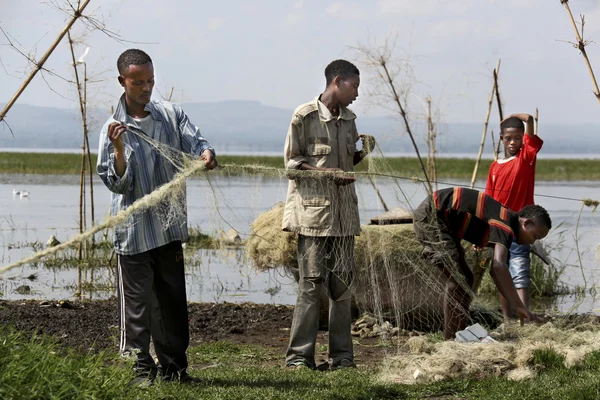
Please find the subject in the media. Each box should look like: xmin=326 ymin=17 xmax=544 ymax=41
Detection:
xmin=0 ymin=300 xmax=293 ymax=352
xmin=0 ymin=299 xmax=390 ymax=366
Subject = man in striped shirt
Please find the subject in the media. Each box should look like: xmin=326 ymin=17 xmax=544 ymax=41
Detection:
xmin=413 ymin=187 xmax=551 ymax=340
xmin=97 ymin=49 xmax=216 ymax=386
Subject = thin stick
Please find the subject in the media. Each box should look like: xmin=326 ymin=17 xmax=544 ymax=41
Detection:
xmin=0 ymin=0 xmax=91 ymax=122
xmin=380 ymin=59 xmax=432 ymax=194
xmin=81 ymin=61 xmax=95 ymax=243
xmin=68 ymin=31 xmax=88 ymax=261
xmin=490 ymin=130 xmax=497 ymax=157
xmin=560 ymin=0 xmax=600 ymax=103
xmin=167 ymin=87 xmax=174 ymax=102
xmin=368 ymin=174 xmax=389 ymax=212
xmin=426 ymin=96 xmax=438 ymax=191
xmin=493 ymin=68 xmax=505 ymax=160
xmin=535 ymin=107 xmax=539 ymax=136
xmin=471 ymin=59 xmax=500 ymax=188
xmin=78 ymin=141 xmax=86 ymax=260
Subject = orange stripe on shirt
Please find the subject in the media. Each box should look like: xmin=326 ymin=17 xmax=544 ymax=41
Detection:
xmin=452 ymin=187 xmax=462 ymax=210
xmin=476 ymin=192 xmax=485 ymax=219
xmin=480 ymin=227 xmax=490 ymax=247
xmin=458 ymin=213 xmax=472 ymax=238
xmin=489 ymin=219 xmax=513 ymax=235
xmin=500 ymin=206 xmax=508 ymax=220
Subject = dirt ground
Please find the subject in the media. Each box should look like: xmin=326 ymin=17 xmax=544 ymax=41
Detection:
xmin=0 ymin=299 xmax=390 ymax=367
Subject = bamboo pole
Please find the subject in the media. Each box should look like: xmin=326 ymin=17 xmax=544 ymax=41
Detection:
xmin=0 ymin=0 xmax=91 ymax=122
xmin=471 ymin=59 xmax=500 ymax=188
xmin=493 ymin=68 xmax=505 ymax=160
xmin=78 ymin=141 xmax=86 ymax=259
xmin=67 ymin=33 xmax=86 ymax=262
xmin=68 ymin=33 xmax=94 ymax=253
xmin=560 ymin=0 xmax=600 ymax=103
xmin=368 ymin=175 xmax=389 ymax=212
xmin=83 ymin=62 xmax=95 ymax=242
xmin=426 ymin=96 xmax=438 ymax=191
xmin=380 ymin=58 xmax=432 ymax=194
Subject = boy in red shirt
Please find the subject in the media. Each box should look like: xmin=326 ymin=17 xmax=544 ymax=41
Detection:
xmin=485 ymin=113 xmax=543 ymax=320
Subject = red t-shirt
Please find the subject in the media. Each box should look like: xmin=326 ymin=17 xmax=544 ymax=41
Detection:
xmin=485 ymin=134 xmax=543 ymax=212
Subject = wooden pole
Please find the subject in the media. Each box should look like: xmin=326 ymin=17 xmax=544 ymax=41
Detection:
xmin=426 ymin=96 xmax=438 ymax=191
xmin=83 ymin=62 xmax=95 ymax=244
xmin=68 ymin=31 xmax=90 ymax=260
xmin=535 ymin=107 xmax=539 ymax=136
xmin=0 ymin=0 xmax=91 ymax=122
xmin=380 ymin=58 xmax=432 ymax=194
xmin=167 ymin=87 xmax=174 ymax=102
xmin=471 ymin=59 xmax=500 ymax=188
xmin=368 ymin=175 xmax=389 ymax=212
xmin=560 ymin=0 xmax=600 ymax=103
xmin=493 ymin=68 xmax=505 ymax=160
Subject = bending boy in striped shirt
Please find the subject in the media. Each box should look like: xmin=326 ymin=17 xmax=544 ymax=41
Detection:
xmin=413 ymin=187 xmax=550 ymax=340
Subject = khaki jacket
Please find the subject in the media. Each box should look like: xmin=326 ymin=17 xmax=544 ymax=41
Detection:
xmin=282 ymin=97 xmax=361 ymax=237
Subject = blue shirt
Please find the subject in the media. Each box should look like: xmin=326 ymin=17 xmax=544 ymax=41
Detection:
xmin=97 ymin=94 xmax=214 ymax=255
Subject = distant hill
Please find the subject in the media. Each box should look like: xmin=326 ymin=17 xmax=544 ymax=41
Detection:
xmin=1 ymin=101 xmax=599 ymax=156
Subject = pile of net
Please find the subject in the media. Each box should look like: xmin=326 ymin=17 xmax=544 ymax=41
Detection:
xmin=246 ymin=203 xmax=490 ymax=330
xmin=380 ymin=316 xmax=600 ymax=383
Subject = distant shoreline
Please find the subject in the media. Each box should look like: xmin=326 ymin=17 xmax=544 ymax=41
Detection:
xmin=0 ymin=151 xmax=598 ymax=181
xmin=2 ymin=147 xmax=600 ymax=160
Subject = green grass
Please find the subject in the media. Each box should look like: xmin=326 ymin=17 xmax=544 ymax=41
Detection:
xmin=1 ymin=152 xmax=599 ymax=181
xmin=0 ymin=328 xmax=132 ymax=399
xmin=4 ymin=327 xmax=600 ymax=399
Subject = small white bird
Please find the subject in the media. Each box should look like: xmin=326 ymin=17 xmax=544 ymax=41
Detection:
xmin=77 ymin=47 xmax=90 ymax=64
xmin=20 ymin=191 xmax=29 ymax=198
xmin=12 ymin=189 xmax=20 ymax=196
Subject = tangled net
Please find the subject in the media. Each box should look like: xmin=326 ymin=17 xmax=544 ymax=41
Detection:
xmin=381 ymin=316 xmax=600 ymax=383
xmin=2 ymin=118 xmax=600 ymax=385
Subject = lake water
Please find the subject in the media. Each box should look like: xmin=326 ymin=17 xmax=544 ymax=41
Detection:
xmin=1 ymin=173 xmax=599 ymax=315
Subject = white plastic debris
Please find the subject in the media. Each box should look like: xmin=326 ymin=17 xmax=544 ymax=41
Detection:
xmin=413 ymin=369 xmax=423 ymax=380
xmin=455 ymin=323 xmax=497 ymax=343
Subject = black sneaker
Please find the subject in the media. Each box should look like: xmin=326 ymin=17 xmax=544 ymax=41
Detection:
xmin=331 ymin=359 xmax=357 ymax=370
xmin=286 ymin=360 xmax=315 ymax=370
xmin=179 ymin=372 xmax=201 ymax=384
xmin=159 ymin=371 xmax=201 ymax=384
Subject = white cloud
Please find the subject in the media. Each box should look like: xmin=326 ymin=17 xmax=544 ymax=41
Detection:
xmin=509 ymin=0 xmax=543 ymax=8
xmin=326 ymin=2 xmax=367 ymax=19
xmin=430 ymin=19 xmax=470 ymax=39
xmin=207 ymin=17 xmax=226 ymax=31
xmin=285 ymin=0 xmax=306 ymax=25
xmin=377 ymin=0 xmax=474 ymax=16
xmin=584 ymin=6 xmax=600 ymax=34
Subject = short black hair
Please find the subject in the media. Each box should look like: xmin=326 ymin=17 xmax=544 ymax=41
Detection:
xmin=117 ymin=49 xmax=152 ymax=75
xmin=325 ymin=59 xmax=360 ymax=86
xmin=518 ymin=204 xmax=552 ymax=230
xmin=500 ymin=117 xmax=524 ymax=133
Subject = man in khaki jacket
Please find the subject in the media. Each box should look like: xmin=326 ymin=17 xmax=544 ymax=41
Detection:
xmin=283 ymin=59 xmax=374 ymax=370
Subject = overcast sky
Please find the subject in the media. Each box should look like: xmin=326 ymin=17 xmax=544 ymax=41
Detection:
xmin=1 ymin=0 xmax=600 ymax=124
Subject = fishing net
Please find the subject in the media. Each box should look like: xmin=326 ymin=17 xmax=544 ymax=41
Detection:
xmin=1 ymin=112 xmax=599 ymax=384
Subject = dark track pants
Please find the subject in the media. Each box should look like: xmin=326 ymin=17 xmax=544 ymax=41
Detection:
xmin=117 ymin=240 xmax=189 ymax=376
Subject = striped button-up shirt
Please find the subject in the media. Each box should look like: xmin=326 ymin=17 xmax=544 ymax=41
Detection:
xmin=97 ymin=94 xmax=214 ymax=255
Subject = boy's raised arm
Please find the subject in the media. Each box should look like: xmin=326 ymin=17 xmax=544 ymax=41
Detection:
xmin=508 ymin=113 xmax=536 ymax=138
